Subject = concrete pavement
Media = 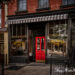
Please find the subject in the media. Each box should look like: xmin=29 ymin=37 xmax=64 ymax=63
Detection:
xmin=4 ymin=63 xmax=50 ymax=75
xmin=4 ymin=63 xmax=75 ymax=75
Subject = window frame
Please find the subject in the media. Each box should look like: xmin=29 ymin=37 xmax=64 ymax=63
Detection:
xmin=18 ymin=0 xmax=27 ymax=12
xmin=38 ymin=0 xmax=50 ymax=9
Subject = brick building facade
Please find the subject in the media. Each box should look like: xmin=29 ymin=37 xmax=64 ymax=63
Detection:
xmin=0 ymin=0 xmax=75 ymax=64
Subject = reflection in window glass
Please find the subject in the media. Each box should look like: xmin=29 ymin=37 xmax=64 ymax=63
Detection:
xmin=37 ymin=38 xmax=40 ymax=50
xmin=11 ymin=39 xmax=26 ymax=56
xmin=10 ymin=25 xmax=27 ymax=56
xmin=48 ymin=21 xmax=67 ymax=56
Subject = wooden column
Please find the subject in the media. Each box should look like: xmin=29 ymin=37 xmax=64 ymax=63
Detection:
xmin=67 ymin=18 xmax=72 ymax=58
xmin=8 ymin=24 xmax=11 ymax=63
xmin=45 ymin=23 xmax=49 ymax=59
xmin=27 ymin=25 xmax=29 ymax=55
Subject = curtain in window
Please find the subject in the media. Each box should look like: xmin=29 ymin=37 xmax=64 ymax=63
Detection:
xmin=39 ymin=0 xmax=49 ymax=8
xmin=18 ymin=0 xmax=26 ymax=11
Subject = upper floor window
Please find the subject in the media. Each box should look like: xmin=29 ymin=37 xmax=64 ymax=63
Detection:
xmin=62 ymin=0 xmax=75 ymax=5
xmin=18 ymin=0 xmax=27 ymax=11
xmin=38 ymin=0 xmax=49 ymax=9
xmin=0 ymin=8 xmax=1 ymax=28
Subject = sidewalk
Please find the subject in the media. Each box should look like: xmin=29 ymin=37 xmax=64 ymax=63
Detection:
xmin=4 ymin=63 xmax=75 ymax=75
xmin=4 ymin=63 xmax=50 ymax=75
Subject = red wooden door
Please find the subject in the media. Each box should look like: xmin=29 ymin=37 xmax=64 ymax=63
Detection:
xmin=35 ymin=37 xmax=45 ymax=62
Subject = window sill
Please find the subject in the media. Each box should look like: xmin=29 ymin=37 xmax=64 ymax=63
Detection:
xmin=61 ymin=4 xmax=75 ymax=8
xmin=36 ymin=7 xmax=50 ymax=11
xmin=15 ymin=10 xmax=28 ymax=14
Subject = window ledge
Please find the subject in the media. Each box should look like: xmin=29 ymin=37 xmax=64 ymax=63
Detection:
xmin=36 ymin=7 xmax=50 ymax=11
xmin=15 ymin=10 xmax=28 ymax=14
xmin=61 ymin=4 xmax=75 ymax=8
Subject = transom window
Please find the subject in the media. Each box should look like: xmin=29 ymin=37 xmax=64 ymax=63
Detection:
xmin=62 ymin=0 xmax=75 ymax=5
xmin=18 ymin=0 xmax=27 ymax=11
xmin=38 ymin=0 xmax=49 ymax=9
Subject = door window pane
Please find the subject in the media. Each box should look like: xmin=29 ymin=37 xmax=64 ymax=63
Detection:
xmin=41 ymin=38 xmax=44 ymax=50
xmin=37 ymin=38 xmax=40 ymax=50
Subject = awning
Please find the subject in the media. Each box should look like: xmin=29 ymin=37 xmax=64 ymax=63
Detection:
xmin=7 ymin=14 xmax=68 ymax=24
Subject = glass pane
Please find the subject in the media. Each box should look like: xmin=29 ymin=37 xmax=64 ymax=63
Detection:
xmin=48 ymin=21 xmax=67 ymax=56
xmin=39 ymin=0 xmax=49 ymax=8
xmin=37 ymin=38 xmax=40 ymax=50
xmin=62 ymin=0 xmax=67 ymax=5
xmin=11 ymin=25 xmax=27 ymax=56
xmin=43 ymin=0 xmax=49 ymax=8
xmin=11 ymin=39 xmax=26 ymax=56
xmin=19 ymin=0 xmax=26 ymax=11
xmin=41 ymin=38 xmax=44 ymax=50
xmin=39 ymin=0 xmax=42 ymax=8
xmin=68 ymin=0 xmax=75 ymax=4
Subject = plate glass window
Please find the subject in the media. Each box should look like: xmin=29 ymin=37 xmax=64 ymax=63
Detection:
xmin=38 ymin=0 xmax=49 ymax=9
xmin=47 ymin=20 xmax=68 ymax=56
xmin=18 ymin=0 xmax=27 ymax=11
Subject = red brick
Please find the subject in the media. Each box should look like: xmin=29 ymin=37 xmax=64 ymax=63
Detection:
xmin=1 ymin=3 xmax=5 ymax=28
xmin=8 ymin=0 xmax=75 ymax=15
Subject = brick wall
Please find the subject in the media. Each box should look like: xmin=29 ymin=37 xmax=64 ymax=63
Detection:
xmin=8 ymin=0 xmax=17 ymax=15
xmin=8 ymin=0 xmax=62 ymax=15
xmin=50 ymin=0 xmax=62 ymax=10
xmin=8 ymin=0 xmax=75 ymax=16
xmin=1 ymin=3 xmax=5 ymax=28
